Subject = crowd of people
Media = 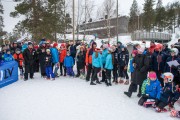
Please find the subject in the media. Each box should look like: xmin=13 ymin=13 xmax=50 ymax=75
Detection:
xmin=0 ymin=38 xmax=180 ymax=117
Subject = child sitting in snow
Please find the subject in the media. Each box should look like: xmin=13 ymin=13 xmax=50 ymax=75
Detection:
xmin=155 ymin=72 xmax=180 ymax=112
xmin=64 ymin=51 xmax=75 ymax=77
xmin=138 ymin=71 xmax=162 ymax=106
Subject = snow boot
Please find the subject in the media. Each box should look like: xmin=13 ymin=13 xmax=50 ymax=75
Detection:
xmin=124 ymin=92 xmax=132 ymax=98
xmin=137 ymin=93 xmax=141 ymax=98
xmin=90 ymin=82 xmax=96 ymax=85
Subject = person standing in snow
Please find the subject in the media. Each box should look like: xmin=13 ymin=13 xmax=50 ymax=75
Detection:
xmin=117 ymin=45 xmax=129 ymax=84
xmin=104 ymin=48 xmax=113 ymax=86
xmin=91 ymin=48 xmax=102 ymax=85
xmin=59 ymin=43 xmax=67 ymax=76
xmin=50 ymin=42 xmax=60 ymax=77
xmin=100 ymin=44 xmax=108 ymax=83
xmin=111 ymin=45 xmax=118 ymax=84
xmin=45 ymin=49 xmax=55 ymax=80
xmin=64 ymin=51 xmax=75 ymax=77
xmin=23 ymin=42 xmax=37 ymax=81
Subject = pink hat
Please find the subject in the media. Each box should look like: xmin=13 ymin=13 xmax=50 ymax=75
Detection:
xmin=148 ymin=72 xmax=157 ymax=79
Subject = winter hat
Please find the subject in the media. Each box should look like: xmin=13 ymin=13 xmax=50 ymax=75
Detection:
xmin=6 ymin=49 xmax=11 ymax=53
xmin=161 ymin=72 xmax=174 ymax=82
xmin=28 ymin=42 xmax=33 ymax=46
xmin=132 ymin=50 xmax=138 ymax=56
xmin=171 ymin=48 xmax=179 ymax=56
xmin=148 ymin=72 xmax=157 ymax=79
xmin=103 ymin=44 xmax=109 ymax=49
xmin=53 ymin=42 xmax=58 ymax=48
xmin=61 ymin=43 xmax=65 ymax=47
xmin=155 ymin=44 xmax=163 ymax=51
xmin=95 ymin=48 xmax=100 ymax=52
xmin=46 ymin=49 xmax=50 ymax=52
xmin=15 ymin=48 xmax=21 ymax=52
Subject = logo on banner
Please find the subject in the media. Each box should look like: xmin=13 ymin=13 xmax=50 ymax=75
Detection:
xmin=0 ymin=67 xmax=14 ymax=81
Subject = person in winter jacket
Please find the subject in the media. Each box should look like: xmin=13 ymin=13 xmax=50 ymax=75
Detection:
xmin=45 ymin=49 xmax=55 ymax=80
xmin=148 ymin=41 xmax=156 ymax=55
xmin=23 ymin=42 xmax=37 ymax=80
xmin=76 ymin=46 xmax=86 ymax=78
xmin=50 ymin=42 xmax=59 ymax=77
xmin=59 ymin=43 xmax=67 ymax=76
xmin=155 ymin=72 xmax=180 ymax=112
xmin=86 ymin=42 xmax=97 ymax=81
xmin=101 ymin=44 xmax=108 ymax=83
xmin=111 ymin=45 xmax=118 ymax=84
xmin=2 ymin=49 xmax=14 ymax=62
xmin=151 ymin=44 xmax=166 ymax=87
xmin=37 ymin=41 xmax=47 ymax=77
xmin=91 ymin=48 xmax=103 ymax=85
xmin=117 ymin=45 xmax=129 ymax=84
xmin=64 ymin=51 xmax=74 ymax=77
xmin=138 ymin=72 xmax=162 ymax=106
xmin=104 ymin=48 xmax=113 ymax=86
xmin=164 ymin=48 xmax=180 ymax=85
xmin=128 ymin=50 xmax=138 ymax=81
xmin=13 ymin=48 xmax=24 ymax=78
xmin=69 ymin=42 xmax=76 ymax=64
xmin=124 ymin=46 xmax=150 ymax=98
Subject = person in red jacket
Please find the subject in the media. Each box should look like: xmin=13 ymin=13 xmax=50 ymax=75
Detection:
xmin=85 ymin=42 xmax=97 ymax=81
xmin=59 ymin=43 xmax=67 ymax=76
xmin=148 ymin=41 xmax=156 ymax=55
xmin=13 ymin=48 xmax=24 ymax=78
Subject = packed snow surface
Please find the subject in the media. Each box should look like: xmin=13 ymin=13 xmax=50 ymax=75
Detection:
xmin=0 ymin=73 xmax=179 ymax=120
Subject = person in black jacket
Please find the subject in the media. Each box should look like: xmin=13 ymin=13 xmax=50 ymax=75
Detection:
xmin=117 ymin=45 xmax=129 ymax=84
xmin=76 ymin=46 xmax=86 ymax=78
xmin=112 ymin=45 xmax=118 ymax=83
xmin=37 ymin=41 xmax=46 ymax=78
xmin=45 ymin=49 xmax=55 ymax=80
xmin=124 ymin=46 xmax=149 ymax=98
xmin=23 ymin=42 xmax=37 ymax=81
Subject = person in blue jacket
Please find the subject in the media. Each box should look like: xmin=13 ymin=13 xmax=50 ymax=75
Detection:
xmin=138 ymin=71 xmax=162 ymax=106
xmin=155 ymin=72 xmax=180 ymax=112
xmin=91 ymin=48 xmax=103 ymax=85
xmin=104 ymin=48 xmax=113 ymax=86
xmin=50 ymin=42 xmax=59 ymax=77
xmin=22 ymin=42 xmax=28 ymax=52
xmin=64 ymin=51 xmax=74 ymax=77
xmin=2 ymin=49 xmax=14 ymax=62
xmin=101 ymin=44 xmax=108 ymax=83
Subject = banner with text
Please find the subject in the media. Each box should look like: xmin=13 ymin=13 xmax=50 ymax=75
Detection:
xmin=0 ymin=61 xmax=18 ymax=88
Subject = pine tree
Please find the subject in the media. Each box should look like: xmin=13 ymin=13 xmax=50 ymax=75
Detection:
xmin=143 ymin=0 xmax=155 ymax=32
xmin=155 ymin=0 xmax=166 ymax=32
xmin=0 ymin=1 xmax=4 ymax=36
xmin=10 ymin=0 xmax=65 ymax=41
xmin=128 ymin=0 xmax=139 ymax=32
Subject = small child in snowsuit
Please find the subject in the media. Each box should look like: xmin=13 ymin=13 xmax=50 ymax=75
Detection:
xmin=138 ymin=72 xmax=162 ymax=106
xmin=45 ymin=49 xmax=55 ymax=80
xmin=64 ymin=51 xmax=74 ymax=77
xmin=155 ymin=72 xmax=180 ymax=112
xmin=13 ymin=48 xmax=24 ymax=78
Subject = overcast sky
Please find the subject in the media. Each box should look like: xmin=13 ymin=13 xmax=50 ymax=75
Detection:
xmin=1 ymin=0 xmax=178 ymax=32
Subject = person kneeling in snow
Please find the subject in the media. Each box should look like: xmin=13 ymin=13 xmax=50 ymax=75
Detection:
xmin=64 ymin=51 xmax=75 ymax=77
xmin=155 ymin=72 xmax=180 ymax=112
xmin=138 ymin=72 xmax=161 ymax=106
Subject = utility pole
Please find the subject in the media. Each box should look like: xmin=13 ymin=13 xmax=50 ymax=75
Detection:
xmin=84 ymin=0 xmax=87 ymax=41
xmin=55 ymin=1 xmax=57 ymax=42
xmin=73 ymin=0 xmax=75 ymax=44
xmin=77 ymin=0 xmax=80 ymax=41
xmin=116 ymin=0 xmax=118 ymax=43
xmin=32 ymin=0 xmax=36 ymax=41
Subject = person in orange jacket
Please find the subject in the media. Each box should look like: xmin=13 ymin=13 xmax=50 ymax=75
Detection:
xmin=13 ymin=48 xmax=24 ymax=78
xmin=85 ymin=42 xmax=97 ymax=81
xmin=59 ymin=43 xmax=67 ymax=76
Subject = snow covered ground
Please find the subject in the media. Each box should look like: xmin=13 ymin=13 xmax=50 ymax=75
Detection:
xmin=0 ymin=72 xmax=179 ymax=120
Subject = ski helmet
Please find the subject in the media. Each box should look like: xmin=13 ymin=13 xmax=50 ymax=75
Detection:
xmin=161 ymin=72 xmax=174 ymax=82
